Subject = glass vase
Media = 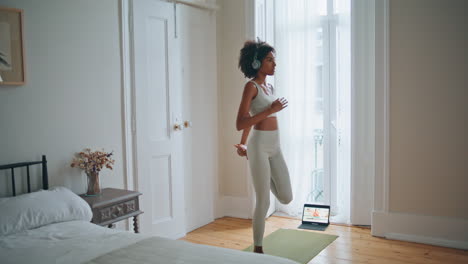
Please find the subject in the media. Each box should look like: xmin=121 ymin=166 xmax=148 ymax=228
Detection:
xmin=86 ymin=171 xmax=101 ymax=196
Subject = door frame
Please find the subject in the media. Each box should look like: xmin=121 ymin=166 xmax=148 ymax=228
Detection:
xmin=120 ymin=0 xmax=135 ymax=192
xmin=120 ymin=0 xmax=137 ymax=232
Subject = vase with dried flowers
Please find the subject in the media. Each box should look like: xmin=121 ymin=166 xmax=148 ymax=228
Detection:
xmin=70 ymin=148 xmax=115 ymax=196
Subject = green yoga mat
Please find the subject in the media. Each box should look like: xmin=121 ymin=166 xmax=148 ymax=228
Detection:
xmin=244 ymin=229 xmax=338 ymax=264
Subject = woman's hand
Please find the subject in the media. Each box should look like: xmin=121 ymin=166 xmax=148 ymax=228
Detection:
xmin=270 ymin=97 xmax=288 ymax=113
xmin=234 ymin=144 xmax=248 ymax=159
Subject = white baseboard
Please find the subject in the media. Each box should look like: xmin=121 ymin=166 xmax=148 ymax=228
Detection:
xmin=186 ymin=217 xmax=214 ymax=233
xmin=372 ymin=211 xmax=468 ymax=249
xmin=171 ymin=232 xmax=187 ymax=240
xmin=218 ymin=195 xmax=252 ymax=219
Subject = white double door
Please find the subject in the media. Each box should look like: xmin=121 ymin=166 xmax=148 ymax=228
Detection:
xmin=132 ymin=0 xmax=185 ymax=239
xmin=131 ymin=0 xmax=217 ymax=238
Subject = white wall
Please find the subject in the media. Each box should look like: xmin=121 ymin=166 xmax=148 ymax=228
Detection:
xmin=373 ymin=0 xmax=468 ymax=249
xmin=389 ymin=0 xmax=467 ymax=221
xmin=0 ymin=0 xmax=125 ymax=195
xmin=216 ymin=0 xmax=254 ymax=218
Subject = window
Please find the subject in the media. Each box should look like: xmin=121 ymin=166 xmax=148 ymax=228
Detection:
xmin=257 ymin=0 xmax=351 ymax=223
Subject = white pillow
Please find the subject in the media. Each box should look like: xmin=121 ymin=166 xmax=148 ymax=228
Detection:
xmin=0 ymin=186 xmax=92 ymax=236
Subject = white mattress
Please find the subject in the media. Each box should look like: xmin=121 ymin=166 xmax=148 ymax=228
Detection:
xmin=0 ymin=221 xmax=299 ymax=264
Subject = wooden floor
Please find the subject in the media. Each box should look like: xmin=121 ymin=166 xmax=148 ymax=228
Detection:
xmin=181 ymin=216 xmax=468 ymax=264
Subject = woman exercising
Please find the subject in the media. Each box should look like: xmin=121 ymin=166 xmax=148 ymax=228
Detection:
xmin=235 ymin=40 xmax=293 ymax=254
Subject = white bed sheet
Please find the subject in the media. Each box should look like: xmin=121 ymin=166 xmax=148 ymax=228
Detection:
xmin=0 ymin=220 xmax=147 ymax=264
xmin=0 ymin=220 xmax=299 ymax=264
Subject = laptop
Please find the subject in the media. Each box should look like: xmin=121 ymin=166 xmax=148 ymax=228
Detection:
xmin=297 ymin=204 xmax=330 ymax=231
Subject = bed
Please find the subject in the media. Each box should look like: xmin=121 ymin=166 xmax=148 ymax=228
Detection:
xmin=0 ymin=156 xmax=299 ymax=264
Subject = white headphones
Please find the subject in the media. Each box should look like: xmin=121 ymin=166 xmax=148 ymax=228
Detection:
xmin=251 ymin=38 xmax=262 ymax=70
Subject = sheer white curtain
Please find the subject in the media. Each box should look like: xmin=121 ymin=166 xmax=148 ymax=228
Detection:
xmin=333 ymin=0 xmax=351 ymax=224
xmin=273 ymin=0 xmax=351 ymax=223
xmin=274 ymin=0 xmax=321 ymax=217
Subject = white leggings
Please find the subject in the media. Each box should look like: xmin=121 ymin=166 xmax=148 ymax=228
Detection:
xmin=247 ymin=129 xmax=293 ymax=246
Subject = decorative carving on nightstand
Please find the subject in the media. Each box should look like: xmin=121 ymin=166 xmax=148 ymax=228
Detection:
xmin=125 ymin=200 xmax=136 ymax=213
xmin=112 ymin=204 xmax=124 ymax=218
xmin=101 ymin=208 xmax=111 ymax=221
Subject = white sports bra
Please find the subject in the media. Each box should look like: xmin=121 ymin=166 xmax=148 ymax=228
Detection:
xmin=249 ymin=81 xmax=277 ymax=118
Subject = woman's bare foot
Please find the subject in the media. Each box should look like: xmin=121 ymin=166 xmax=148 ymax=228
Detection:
xmin=254 ymin=246 xmax=264 ymax=254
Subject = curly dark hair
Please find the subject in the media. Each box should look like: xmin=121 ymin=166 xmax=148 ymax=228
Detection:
xmin=238 ymin=40 xmax=275 ymax=79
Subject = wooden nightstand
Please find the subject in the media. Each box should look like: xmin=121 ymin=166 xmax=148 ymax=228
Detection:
xmin=80 ymin=188 xmax=143 ymax=233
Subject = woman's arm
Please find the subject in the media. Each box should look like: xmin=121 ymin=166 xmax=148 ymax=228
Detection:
xmin=240 ymin=125 xmax=252 ymax=145
xmin=234 ymin=125 xmax=251 ymax=158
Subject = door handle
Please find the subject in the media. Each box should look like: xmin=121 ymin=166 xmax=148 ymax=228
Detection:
xmin=173 ymin=123 xmax=183 ymax=131
xmin=184 ymin=121 xmax=192 ymax=128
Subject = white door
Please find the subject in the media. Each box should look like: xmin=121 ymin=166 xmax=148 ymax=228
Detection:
xmin=131 ymin=0 xmax=186 ymax=239
xmin=178 ymin=4 xmax=217 ymax=232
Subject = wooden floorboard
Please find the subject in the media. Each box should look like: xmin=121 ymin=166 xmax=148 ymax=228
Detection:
xmin=180 ymin=216 xmax=468 ymax=264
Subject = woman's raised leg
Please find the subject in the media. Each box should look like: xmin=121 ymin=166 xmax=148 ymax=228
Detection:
xmin=269 ymin=149 xmax=293 ymax=204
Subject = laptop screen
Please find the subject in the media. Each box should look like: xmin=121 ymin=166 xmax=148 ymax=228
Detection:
xmin=302 ymin=204 xmax=330 ymax=224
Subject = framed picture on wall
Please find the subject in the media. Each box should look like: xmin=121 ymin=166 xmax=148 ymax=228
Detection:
xmin=0 ymin=7 xmax=25 ymax=85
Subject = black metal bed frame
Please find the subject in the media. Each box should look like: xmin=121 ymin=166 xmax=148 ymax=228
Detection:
xmin=0 ymin=155 xmax=49 ymax=196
